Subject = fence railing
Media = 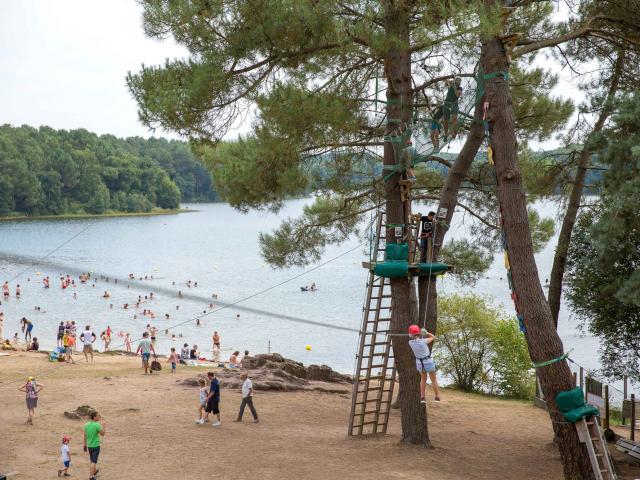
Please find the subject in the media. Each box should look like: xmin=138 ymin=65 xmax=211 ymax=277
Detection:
xmin=535 ymin=360 xmax=638 ymax=442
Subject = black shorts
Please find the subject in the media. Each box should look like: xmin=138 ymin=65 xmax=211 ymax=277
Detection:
xmin=205 ymin=398 xmax=219 ymax=414
xmin=88 ymin=446 xmax=100 ymax=464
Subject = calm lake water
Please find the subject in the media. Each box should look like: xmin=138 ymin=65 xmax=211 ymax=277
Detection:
xmin=0 ymin=200 xmax=606 ymax=380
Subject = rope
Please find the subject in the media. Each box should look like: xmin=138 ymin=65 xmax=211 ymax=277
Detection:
xmin=532 ymin=350 xmax=573 ymax=369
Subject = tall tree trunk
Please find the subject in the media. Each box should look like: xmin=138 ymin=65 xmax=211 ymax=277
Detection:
xmin=418 ymin=85 xmax=487 ymax=333
xmin=548 ymin=53 xmax=624 ymax=326
xmin=383 ymin=0 xmax=429 ymax=446
xmin=482 ymin=29 xmax=595 ymax=479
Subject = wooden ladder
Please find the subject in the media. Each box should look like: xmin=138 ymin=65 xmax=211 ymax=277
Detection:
xmin=576 ymin=416 xmax=616 ymax=480
xmin=348 ymin=210 xmax=397 ymax=435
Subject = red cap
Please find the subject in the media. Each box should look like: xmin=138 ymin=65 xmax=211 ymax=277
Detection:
xmin=62 ymin=435 xmax=71 ymax=442
xmin=408 ymin=325 xmax=421 ymax=335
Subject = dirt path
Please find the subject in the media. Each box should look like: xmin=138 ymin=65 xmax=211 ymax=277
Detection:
xmin=0 ymin=351 xmax=577 ymax=479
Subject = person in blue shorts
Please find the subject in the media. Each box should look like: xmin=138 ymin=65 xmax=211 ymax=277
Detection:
xmin=58 ymin=435 xmax=72 ymax=477
xmin=135 ymin=331 xmax=156 ymax=374
xmin=408 ymin=324 xmax=441 ymax=403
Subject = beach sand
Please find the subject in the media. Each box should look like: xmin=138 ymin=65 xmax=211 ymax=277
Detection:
xmin=0 ymin=351 xmax=634 ymax=480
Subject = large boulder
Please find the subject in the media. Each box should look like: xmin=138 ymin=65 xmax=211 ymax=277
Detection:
xmin=307 ymin=364 xmax=352 ymax=383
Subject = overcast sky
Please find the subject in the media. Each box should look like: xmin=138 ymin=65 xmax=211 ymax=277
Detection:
xmin=1 ymin=1 xmax=581 ymax=148
xmin=0 ymin=0 xmax=187 ymax=138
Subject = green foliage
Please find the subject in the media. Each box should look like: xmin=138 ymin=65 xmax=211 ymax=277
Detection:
xmin=438 ymin=239 xmax=492 ymax=285
xmin=566 ymin=93 xmax=640 ymax=379
xmin=435 ymin=294 xmax=534 ymax=398
xmin=490 ymin=320 xmax=536 ymax=399
xmin=127 ymin=1 xmax=575 ymax=268
xmin=528 ymin=208 xmax=555 ymax=253
xmin=0 ymin=125 xmax=216 ymax=217
xmin=511 ymin=66 xmax=574 ymax=142
xmin=259 ymin=195 xmax=363 ymax=268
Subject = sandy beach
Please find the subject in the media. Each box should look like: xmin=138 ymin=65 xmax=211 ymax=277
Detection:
xmin=0 ymin=350 xmax=573 ymax=480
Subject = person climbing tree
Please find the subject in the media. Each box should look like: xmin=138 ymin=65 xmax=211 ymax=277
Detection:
xmin=442 ymin=78 xmax=462 ymax=140
xmin=407 ymin=325 xmax=440 ymax=403
xmin=418 ymin=211 xmax=435 ymax=262
xmin=429 ymin=103 xmax=443 ymax=150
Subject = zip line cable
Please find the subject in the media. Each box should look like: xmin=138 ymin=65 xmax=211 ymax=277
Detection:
xmin=0 ymin=251 xmax=355 ymax=327
xmin=0 ymin=241 xmax=365 ymax=387
xmin=6 ymin=221 xmax=97 ymax=284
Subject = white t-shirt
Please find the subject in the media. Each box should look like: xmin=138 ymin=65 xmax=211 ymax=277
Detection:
xmin=199 ymin=387 xmax=208 ymax=404
xmin=80 ymin=331 xmax=94 ymax=346
xmin=242 ymin=378 xmax=253 ymax=398
xmin=61 ymin=444 xmax=70 ymax=462
xmin=408 ymin=338 xmax=430 ymax=359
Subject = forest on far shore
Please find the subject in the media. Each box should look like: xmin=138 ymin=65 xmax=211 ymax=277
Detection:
xmin=0 ymin=124 xmax=217 ymax=217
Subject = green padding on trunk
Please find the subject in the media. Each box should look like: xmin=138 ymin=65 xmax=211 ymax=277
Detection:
xmin=374 ymin=262 xmax=409 ymax=278
xmin=556 ymin=387 xmax=586 ymax=413
xmin=555 ymin=387 xmax=600 ymax=423
xmin=563 ymin=405 xmax=600 ymax=423
xmin=385 ymin=243 xmax=409 ymax=261
xmin=373 ymin=261 xmax=451 ymax=279
xmin=415 ymin=262 xmax=451 ymax=276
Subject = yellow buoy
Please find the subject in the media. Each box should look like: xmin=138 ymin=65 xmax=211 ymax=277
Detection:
xmin=36 ymin=272 xmax=41 ymax=275
xmin=305 ymin=345 xmax=312 ymax=351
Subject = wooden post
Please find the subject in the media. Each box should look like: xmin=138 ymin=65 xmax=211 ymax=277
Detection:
xmin=584 ymin=376 xmax=589 ymax=401
xmin=572 ymin=372 xmax=577 ymax=387
xmin=631 ymin=394 xmax=636 ymax=442
xmin=623 ymin=375 xmax=628 ymax=425
xmin=579 ymin=367 xmax=584 ymax=390
xmin=268 ymin=340 xmax=271 ymax=354
xmin=604 ymin=385 xmax=610 ymax=430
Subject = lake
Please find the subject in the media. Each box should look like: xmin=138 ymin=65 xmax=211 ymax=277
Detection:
xmin=0 ymin=200 xmax=616 ymax=391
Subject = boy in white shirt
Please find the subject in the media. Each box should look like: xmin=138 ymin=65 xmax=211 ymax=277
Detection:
xmin=58 ymin=435 xmax=71 ymax=477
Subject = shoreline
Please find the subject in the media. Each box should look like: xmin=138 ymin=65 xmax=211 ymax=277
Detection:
xmin=0 ymin=208 xmax=196 ymax=222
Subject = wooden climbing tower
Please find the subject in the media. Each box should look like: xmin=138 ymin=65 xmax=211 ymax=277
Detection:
xmin=348 ymin=210 xmax=397 ymax=435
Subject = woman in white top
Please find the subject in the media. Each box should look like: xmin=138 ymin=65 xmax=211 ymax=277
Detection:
xmin=407 ymin=324 xmax=441 ymax=403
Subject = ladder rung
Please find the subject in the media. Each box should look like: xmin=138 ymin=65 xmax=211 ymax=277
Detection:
xmin=359 ymin=420 xmax=385 ymax=426
xmin=353 ymin=396 xmax=392 ymax=404
xmin=369 ymin=364 xmax=386 ymax=369
xmin=354 ymin=410 xmax=389 ymax=416
xmin=358 ymin=352 xmax=388 ymax=359
xmin=364 ymin=342 xmax=390 ymax=347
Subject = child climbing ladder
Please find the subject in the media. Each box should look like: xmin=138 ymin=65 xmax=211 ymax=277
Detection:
xmin=408 ymin=325 xmax=441 ymax=403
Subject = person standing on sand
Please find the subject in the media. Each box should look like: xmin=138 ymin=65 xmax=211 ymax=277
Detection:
xmin=63 ymin=330 xmax=75 ymax=364
xmin=0 ymin=312 xmax=4 ymax=341
xmin=167 ymin=347 xmax=179 ymax=373
xmin=24 ymin=318 xmax=33 ymax=343
xmin=58 ymin=435 xmax=72 ymax=477
xmin=197 ymin=371 xmax=221 ymax=426
xmin=136 ymin=331 xmax=156 ymax=374
xmin=57 ymin=321 xmax=65 ymax=347
xmin=18 ymin=376 xmax=43 ymax=424
xmin=83 ymin=411 xmax=106 ymax=480
xmin=235 ymin=372 xmax=259 ymax=423
xmin=80 ymin=325 xmax=97 ymax=363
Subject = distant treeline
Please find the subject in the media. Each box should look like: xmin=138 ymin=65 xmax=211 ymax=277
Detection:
xmin=0 ymin=125 xmax=217 ymax=216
